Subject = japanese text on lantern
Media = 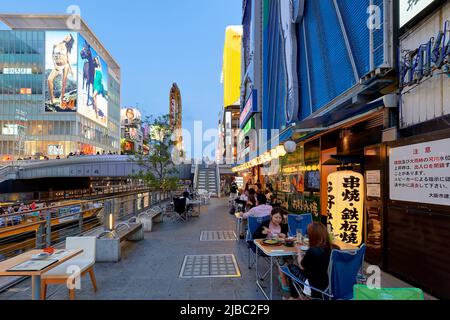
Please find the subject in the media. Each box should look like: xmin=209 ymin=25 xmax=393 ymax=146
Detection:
xmin=327 ymin=171 xmax=364 ymax=246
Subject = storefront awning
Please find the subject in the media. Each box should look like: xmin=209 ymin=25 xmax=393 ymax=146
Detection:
xmin=294 ymin=98 xmax=385 ymax=131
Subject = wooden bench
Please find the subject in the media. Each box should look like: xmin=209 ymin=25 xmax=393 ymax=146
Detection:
xmin=96 ymin=223 xmax=144 ymax=262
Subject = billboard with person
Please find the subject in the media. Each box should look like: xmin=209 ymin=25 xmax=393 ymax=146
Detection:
xmin=45 ymin=31 xmax=78 ymax=112
xmin=77 ymin=34 xmax=108 ymax=127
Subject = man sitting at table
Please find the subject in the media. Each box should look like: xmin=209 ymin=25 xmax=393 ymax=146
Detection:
xmin=237 ymin=193 xmax=272 ymax=240
xmin=242 ymin=193 xmax=273 ymax=219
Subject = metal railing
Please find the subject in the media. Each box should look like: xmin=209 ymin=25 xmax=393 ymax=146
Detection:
xmin=0 ymin=183 xmax=149 ymax=204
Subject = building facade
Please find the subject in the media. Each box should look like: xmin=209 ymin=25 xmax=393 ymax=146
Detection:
xmin=233 ymin=0 xmax=440 ymax=293
xmin=386 ymin=0 xmax=450 ymax=299
xmin=220 ymin=25 xmax=242 ymax=165
xmin=233 ymin=0 xmax=450 ymax=299
xmin=239 ymin=0 xmax=263 ymax=164
xmin=0 ymin=15 xmax=121 ymax=160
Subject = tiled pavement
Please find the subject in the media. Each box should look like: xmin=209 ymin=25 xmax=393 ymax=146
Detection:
xmin=0 ymin=198 xmax=437 ymax=300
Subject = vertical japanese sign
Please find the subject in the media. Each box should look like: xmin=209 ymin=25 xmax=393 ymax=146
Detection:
xmin=390 ymin=138 xmax=450 ymax=206
xmin=327 ymin=171 xmax=364 ymax=246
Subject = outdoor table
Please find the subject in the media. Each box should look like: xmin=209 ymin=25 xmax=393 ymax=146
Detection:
xmin=0 ymin=249 xmax=83 ymax=300
xmin=253 ymin=239 xmax=359 ymax=300
xmin=254 ymin=239 xmax=301 ymax=300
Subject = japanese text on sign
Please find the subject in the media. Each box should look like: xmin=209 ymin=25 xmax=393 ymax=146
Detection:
xmin=390 ymin=138 xmax=450 ymax=206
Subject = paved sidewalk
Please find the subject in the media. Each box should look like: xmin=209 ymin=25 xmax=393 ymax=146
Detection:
xmin=0 ymin=198 xmax=272 ymax=300
xmin=0 ymin=198 xmax=436 ymax=300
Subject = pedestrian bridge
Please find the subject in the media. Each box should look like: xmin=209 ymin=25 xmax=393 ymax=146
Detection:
xmin=0 ymin=156 xmax=193 ymax=183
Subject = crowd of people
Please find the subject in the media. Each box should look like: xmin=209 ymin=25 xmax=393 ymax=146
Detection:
xmin=0 ymin=201 xmax=56 ymax=227
xmin=14 ymin=150 xmax=124 ymax=162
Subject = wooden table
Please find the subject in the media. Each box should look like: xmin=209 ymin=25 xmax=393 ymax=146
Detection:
xmin=0 ymin=249 xmax=83 ymax=300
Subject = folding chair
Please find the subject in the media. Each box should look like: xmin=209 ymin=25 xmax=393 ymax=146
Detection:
xmin=353 ymin=285 xmax=424 ymax=300
xmin=280 ymin=244 xmax=366 ymax=300
xmin=287 ymin=213 xmax=313 ymax=237
xmin=173 ymin=197 xmax=188 ymax=222
xmin=246 ymin=215 xmax=271 ymax=270
xmin=162 ymin=202 xmax=175 ymax=222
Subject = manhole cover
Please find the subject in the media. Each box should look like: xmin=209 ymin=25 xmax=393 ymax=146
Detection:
xmin=200 ymin=231 xmax=237 ymax=241
xmin=179 ymin=254 xmax=241 ymax=278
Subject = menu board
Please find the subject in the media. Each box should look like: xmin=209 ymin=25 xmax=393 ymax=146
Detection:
xmin=8 ymin=259 xmax=58 ymax=272
xmin=390 ymin=138 xmax=450 ymax=206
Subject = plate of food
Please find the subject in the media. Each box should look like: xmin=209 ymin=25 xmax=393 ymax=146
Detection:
xmin=263 ymin=239 xmax=282 ymax=246
xmin=284 ymin=238 xmax=296 ymax=247
xmin=299 ymin=245 xmax=309 ymax=251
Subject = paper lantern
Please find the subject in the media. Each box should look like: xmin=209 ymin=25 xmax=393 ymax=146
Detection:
xmin=327 ymin=171 xmax=364 ymax=246
xmin=276 ymin=145 xmax=287 ymax=157
xmin=284 ymin=140 xmax=297 ymax=154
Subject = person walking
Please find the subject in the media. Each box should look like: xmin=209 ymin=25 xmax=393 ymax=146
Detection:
xmin=229 ymin=178 xmax=238 ymax=206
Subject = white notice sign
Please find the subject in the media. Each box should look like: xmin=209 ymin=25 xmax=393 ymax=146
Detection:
xmin=389 ymin=138 xmax=450 ymax=206
xmin=366 ymin=170 xmax=381 ymax=184
xmin=367 ymin=184 xmax=381 ymax=198
xmin=400 ymin=0 xmax=435 ymax=28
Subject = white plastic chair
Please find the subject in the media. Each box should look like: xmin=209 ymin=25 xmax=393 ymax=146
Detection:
xmin=41 ymin=237 xmax=98 ymax=300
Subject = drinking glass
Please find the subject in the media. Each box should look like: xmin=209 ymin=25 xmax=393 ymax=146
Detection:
xmin=296 ymin=229 xmax=303 ymax=244
xmin=303 ymin=235 xmax=309 ymax=246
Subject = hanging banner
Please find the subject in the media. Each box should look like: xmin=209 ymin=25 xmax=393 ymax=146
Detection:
xmin=327 ymin=171 xmax=364 ymax=246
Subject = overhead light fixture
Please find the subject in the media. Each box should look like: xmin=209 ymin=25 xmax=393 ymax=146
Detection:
xmin=284 ymin=140 xmax=297 ymax=154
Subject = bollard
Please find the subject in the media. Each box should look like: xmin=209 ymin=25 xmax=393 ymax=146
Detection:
xmin=36 ymin=223 xmax=44 ymax=249
xmin=79 ymin=212 xmax=83 ymax=234
xmin=45 ymin=211 xmax=51 ymax=248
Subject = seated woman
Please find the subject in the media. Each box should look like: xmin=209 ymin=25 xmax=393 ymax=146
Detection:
xmin=252 ymin=207 xmax=288 ymax=240
xmin=284 ymin=222 xmax=332 ymax=300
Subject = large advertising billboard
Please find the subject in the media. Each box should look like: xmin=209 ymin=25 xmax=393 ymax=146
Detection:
xmin=77 ymin=34 xmax=108 ymax=127
xmin=45 ymin=31 xmax=78 ymax=112
xmin=121 ymin=108 xmax=142 ymax=125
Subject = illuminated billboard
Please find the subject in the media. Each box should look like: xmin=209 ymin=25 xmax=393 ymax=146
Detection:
xmin=45 ymin=31 xmax=78 ymax=112
xmin=77 ymin=34 xmax=108 ymax=127
xmin=121 ymin=108 xmax=142 ymax=125
xmin=222 ymin=26 xmax=242 ymax=108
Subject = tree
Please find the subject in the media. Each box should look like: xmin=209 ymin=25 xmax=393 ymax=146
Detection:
xmin=131 ymin=114 xmax=179 ymax=194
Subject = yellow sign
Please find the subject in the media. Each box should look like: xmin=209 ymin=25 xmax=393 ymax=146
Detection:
xmin=222 ymin=26 xmax=242 ymax=108
xmin=327 ymin=171 xmax=364 ymax=246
